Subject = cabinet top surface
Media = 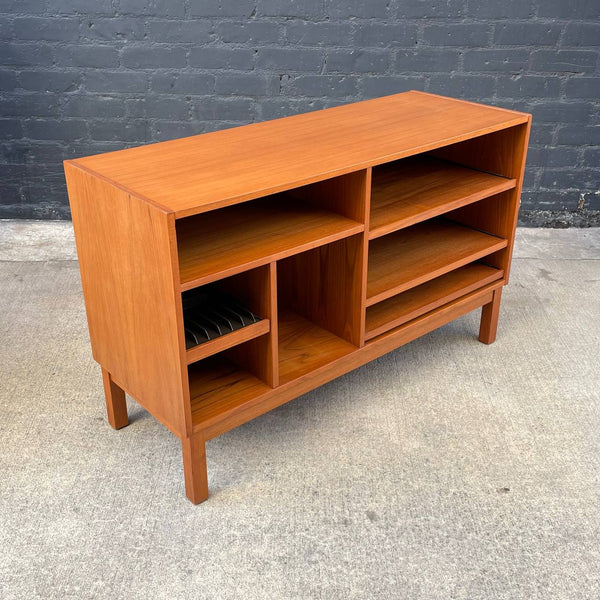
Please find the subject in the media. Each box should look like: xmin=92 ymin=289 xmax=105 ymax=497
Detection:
xmin=69 ymin=91 xmax=529 ymax=218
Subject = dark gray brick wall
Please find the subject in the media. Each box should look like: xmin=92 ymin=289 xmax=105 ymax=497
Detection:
xmin=1 ymin=0 xmax=598 ymax=225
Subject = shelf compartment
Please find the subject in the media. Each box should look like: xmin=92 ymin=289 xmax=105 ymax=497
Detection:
xmin=186 ymin=319 xmax=270 ymax=365
xmin=369 ymin=156 xmax=516 ymax=239
xmin=365 ymin=263 xmax=504 ymax=340
xmin=277 ymin=235 xmax=365 ymax=348
xmin=278 ymin=309 xmax=356 ymax=385
xmin=182 ymin=268 xmax=274 ymax=365
xmin=189 ymin=355 xmax=271 ymax=427
xmin=177 ymin=195 xmax=364 ymax=291
xmin=367 ymin=218 xmax=507 ymax=306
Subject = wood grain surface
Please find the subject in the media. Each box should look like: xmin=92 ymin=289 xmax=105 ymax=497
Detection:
xmin=185 ymin=320 xmax=270 ymax=365
xmin=193 ymin=281 xmax=503 ymax=438
xmin=434 ymin=123 xmax=531 ymax=281
xmin=277 ymin=235 xmax=365 ymax=347
xmin=370 ymin=156 xmax=516 ymax=238
xmin=189 ymin=355 xmax=271 ymax=425
xmin=365 ymin=264 xmax=504 ymax=340
xmin=277 ymin=309 xmax=356 ymax=385
xmin=367 ymin=219 xmax=508 ymax=305
xmin=65 ymin=162 xmax=187 ymax=437
xmin=71 ymin=91 xmax=529 ymax=218
xmin=177 ymin=195 xmax=363 ymax=290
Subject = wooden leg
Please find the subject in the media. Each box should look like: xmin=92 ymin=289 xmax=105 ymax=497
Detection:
xmin=479 ymin=288 xmax=503 ymax=345
xmin=182 ymin=433 xmax=209 ymax=504
xmin=101 ymin=367 xmax=129 ymax=429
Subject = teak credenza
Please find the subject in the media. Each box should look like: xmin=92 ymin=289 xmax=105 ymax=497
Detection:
xmin=64 ymin=92 xmax=531 ymax=504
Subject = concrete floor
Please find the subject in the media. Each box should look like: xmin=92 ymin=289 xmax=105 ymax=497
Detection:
xmin=1 ymin=221 xmax=599 ymax=600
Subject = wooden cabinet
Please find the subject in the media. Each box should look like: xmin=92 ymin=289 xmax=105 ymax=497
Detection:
xmin=64 ymin=91 xmax=531 ymax=504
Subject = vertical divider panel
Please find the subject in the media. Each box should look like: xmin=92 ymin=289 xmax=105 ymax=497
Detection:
xmin=279 ymin=169 xmax=371 ymax=347
xmin=221 ymin=263 xmax=279 ymax=388
xmin=359 ymin=167 xmax=372 ymax=347
xmin=268 ymin=262 xmax=279 ymax=387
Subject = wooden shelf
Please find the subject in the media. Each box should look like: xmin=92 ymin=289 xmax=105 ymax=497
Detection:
xmin=367 ymin=219 xmax=507 ymax=306
xmin=278 ymin=309 xmax=356 ymax=385
xmin=189 ymin=310 xmax=358 ymax=426
xmin=365 ymin=264 xmax=504 ymax=340
xmin=370 ymin=156 xmax=516 ymax=239
xmin=177 ymin=195 xmax=364 ymax=291
xmin=189 ymin=355 xmax=270 ymax=428
xmin=186 ymin=319 xmax=270 ymax=365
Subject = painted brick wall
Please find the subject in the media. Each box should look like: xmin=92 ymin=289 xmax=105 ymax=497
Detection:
xmin=1 ymin=1 xmax=598 ymax=225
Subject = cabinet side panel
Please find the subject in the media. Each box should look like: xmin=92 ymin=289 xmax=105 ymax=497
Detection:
xmin=65 ymin=162 xmax=186 ymax=437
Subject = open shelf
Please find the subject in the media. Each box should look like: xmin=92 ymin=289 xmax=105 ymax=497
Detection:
xmin=367 ymin=218 xmax=507 ymax=306
xmin=186 ymin=319 xmax=270 ymax=365
xmin=189 ymin=309 xmax=359 ymax=427
xmin=182 ymin=267 xmax=274 ymax=364
xmin=370 ymin=156 xmax=516 ymax=239
xmin=189 ymin=355 xmax=270 ymax=428
xmin=365 ymin=263 xmax=504 ymax=340
xmin=177 ymin=195 xmax=364 ymax=291
xmin=278 ymin=309 xmax=356 ymax=385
